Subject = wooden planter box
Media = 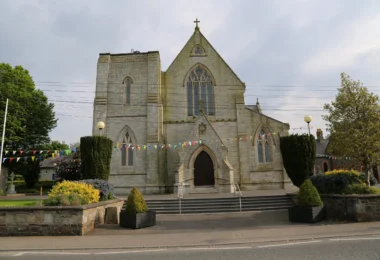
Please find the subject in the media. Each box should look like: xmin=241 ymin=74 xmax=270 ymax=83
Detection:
xmin=119 ymin=211 xmax=156 ymax=229
xmin=288 ymin=206 xmax=325 ymax=223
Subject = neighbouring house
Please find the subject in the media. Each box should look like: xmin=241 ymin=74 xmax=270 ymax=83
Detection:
xmin=92 ymin=21 xmax=291 ymax=195
xmin=39 ymin=156 xmax=70 ymax=181
xmin=314 ymin=129 xmax=371 ymax=177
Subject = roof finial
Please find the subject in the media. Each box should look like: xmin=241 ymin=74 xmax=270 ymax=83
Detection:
xmin=194 ymin=18 xmax=200 ymax=30
xmin=256 ymin=98 xmax=260 ymax=105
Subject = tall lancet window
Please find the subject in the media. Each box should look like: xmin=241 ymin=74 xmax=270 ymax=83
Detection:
xmin=186 ymin=65 xmax=215 ymax=116
xmin=123 ymin=76 xmax=133 ymax=104
xmin=257 ymin=129 xmax=272 ymax=163
xmin=121 ymin=132 xmax=134 ymax=166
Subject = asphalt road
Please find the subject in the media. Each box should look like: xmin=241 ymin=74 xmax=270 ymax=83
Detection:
xmin=1 ymin=237 xmax=380 ymax=260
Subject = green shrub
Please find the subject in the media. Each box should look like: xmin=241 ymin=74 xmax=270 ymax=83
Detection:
xmin=43 ymin=193 xmax=86 ymax=206
xmin=80 ymin=136 xmax=113 ymax=180
xmin=0 ymin=190 xmax=4 ymax=196
xmin=297 ymin=179 xmax=323 ymax=207
xmin=280 ymin=134 xmax=316 ymax=187
xmin=310 ymin=172 xmax=362 ymax=194
xmin=125 ymin=187 xmax=148 ymax=214
xmin=341 ymin=184 xmax=380 ymax=195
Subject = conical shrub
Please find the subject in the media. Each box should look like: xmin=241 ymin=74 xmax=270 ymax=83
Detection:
xmin=297 ymin=179 xmax=323 ymax=207
xmin=125 ymin=187 xmax=148 ymax=214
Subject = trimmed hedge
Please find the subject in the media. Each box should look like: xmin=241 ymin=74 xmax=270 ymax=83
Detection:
xmin=297 ymin=179 xmax=323 ymax=207
xmin=125 ymin=187 xmax=148 ymax=214
xmin=310 ymin=172 xmax=363 ymax=194
xmin=80 ymin=136 xmax=113 ymax=181
xmin=341 ymin=184 xmax=380 ymax=195
xmin=280 ymin=134 xmax=316 ymax=187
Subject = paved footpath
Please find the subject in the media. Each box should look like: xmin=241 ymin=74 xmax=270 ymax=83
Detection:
xmin=1 ymin=210 xmax=380 ymax=251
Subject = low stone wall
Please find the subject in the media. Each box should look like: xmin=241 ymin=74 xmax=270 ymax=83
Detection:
xmin=0 ymin=199 xmax=124 ymax=236
xmin=321 ymin=194 xmax=380 ymax=222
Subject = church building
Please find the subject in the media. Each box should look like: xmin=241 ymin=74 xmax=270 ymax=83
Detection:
xmin=92 ymin=20 xmax=291 ymax=195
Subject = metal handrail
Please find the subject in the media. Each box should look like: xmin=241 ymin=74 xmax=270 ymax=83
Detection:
xmin=176 ymin=178 xmax=194 ymax=214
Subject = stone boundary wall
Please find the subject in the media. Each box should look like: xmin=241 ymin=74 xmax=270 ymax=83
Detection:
xmin=321 ymin=194 xmax=380 ymax=222
xmin=0 ymin=199 xmax=124 ymax=236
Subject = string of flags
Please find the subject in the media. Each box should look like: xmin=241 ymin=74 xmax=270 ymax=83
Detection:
xmin=113 ymin=130 xmax=290 ymax=151
xmin=1 ymin=148 xmax=78 ymax=163
xmin=316 ymin=154 xmax=354 ymax=161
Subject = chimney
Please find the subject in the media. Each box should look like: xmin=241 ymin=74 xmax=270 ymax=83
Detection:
xmin=316 ymin=128 xmax=323 ymax=141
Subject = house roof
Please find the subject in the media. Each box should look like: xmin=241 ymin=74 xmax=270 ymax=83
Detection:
xmin=40 ymin=156 xmax=71 ymax=168
xmin=245 ymin=105 xmax=259 ymax=113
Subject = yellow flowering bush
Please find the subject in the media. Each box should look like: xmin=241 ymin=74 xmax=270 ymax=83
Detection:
xmin=48 ymin=180 xmax=100 ymax=204
xmin=325 ymin=169 xmax=360 ymax=176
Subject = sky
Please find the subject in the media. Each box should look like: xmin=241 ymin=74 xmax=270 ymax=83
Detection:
xmin=0 ymin=0 xmax=380 ymax=144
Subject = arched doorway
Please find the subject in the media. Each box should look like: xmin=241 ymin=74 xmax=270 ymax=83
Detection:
xmin=194 ymin=151 xmax=215 ymax=186
xmin=323 ymin=162 xmax=329 ymax=173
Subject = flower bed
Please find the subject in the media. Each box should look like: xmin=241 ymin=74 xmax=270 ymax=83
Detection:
xmin=0 ymin=199 xmax=124 ymax=236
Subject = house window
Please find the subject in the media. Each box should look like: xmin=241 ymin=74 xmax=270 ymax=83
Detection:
xmin=257 ymin=129 xmax=272 ymax=163
xmin=121 ymin=132 xmax=134 ymax=166
xmin=186 ymin=65 xmax=215 ymax=116
xmin=123 ymin=77 xmax=133 ymax=104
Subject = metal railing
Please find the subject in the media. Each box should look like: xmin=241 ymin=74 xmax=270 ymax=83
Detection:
xmin=216 ymin=178 xmax=243 ymax=212
xmin=176 ymin=178 xmax=194 ymax=214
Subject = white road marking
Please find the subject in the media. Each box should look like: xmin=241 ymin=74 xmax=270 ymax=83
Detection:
xmin=179 ymin=246 xmax=252 ymax=251
xmin=258 ymin=240 xmax=322 ymax=248
xmin=330 ymin=237 xmax=380 ymax=241
xmin=93 ymin=249 xmax=167 ymax=255
xmin=12 ymin=252 xmax=91 ymax=257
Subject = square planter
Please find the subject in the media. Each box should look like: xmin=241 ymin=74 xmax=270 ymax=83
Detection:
xmin=119 ymin=210 xmax=156 ymax=229
xmin=288 ymin=206 xmax=325 ymax=223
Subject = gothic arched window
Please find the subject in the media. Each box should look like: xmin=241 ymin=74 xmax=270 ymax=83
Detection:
xmin=121 ymin=131 xmax=134 ymax=166
xmin=186 ymin=65 xmax=215 ymax=116
xmin=257 ymin=129 xmax=272 ymax=163
xmin=123 ymin=77 xmax=133 ymax=104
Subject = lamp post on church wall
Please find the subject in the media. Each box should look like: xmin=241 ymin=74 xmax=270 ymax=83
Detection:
xmin=304 ymin=115 xmax=312 ymax=136
xmin=97 ymin=121 xmax=105 ymax=136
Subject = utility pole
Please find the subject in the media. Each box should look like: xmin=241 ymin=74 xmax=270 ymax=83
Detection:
xmin=0 ymin=98 xmax=9 ymax=176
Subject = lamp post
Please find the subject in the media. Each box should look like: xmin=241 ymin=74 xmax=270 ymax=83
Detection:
xmin=304 ymin=115 xmax=312 ymax=135
xmin=96 ymin=121 xmax=105 ymax=136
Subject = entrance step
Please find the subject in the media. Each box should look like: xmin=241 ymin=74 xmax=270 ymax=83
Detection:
xmin=189 ymin=186 xmax=218 ymax=194
xmin=122 ymin=195 xmax=295 ymax=214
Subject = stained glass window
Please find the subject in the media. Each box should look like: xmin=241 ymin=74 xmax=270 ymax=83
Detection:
xmin=121 ymin=131 xmax=134 ymax=166
xmin=257 ymin=129 xmax=272 ymax=164
xmin=186 ymin=65 xmax=215 ymax=116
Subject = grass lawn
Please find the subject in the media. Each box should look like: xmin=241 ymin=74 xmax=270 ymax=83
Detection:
xmin=0 ymin=200 xmax=39 ymax=207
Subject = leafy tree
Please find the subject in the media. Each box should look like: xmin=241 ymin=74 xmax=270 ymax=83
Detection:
xmin=0 ymin=63 xmax=57 ymax=149
xmin=280 ymin=134 xmax=316 ymax=187
xmin=323 ymin=73 xmax=380 ymax=186
xmin=37 ymin=140 xmax=70 ymax=151
xmin=20 ymin=161 xmax=41 ymax=189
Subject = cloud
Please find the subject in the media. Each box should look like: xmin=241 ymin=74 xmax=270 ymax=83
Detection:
xmin=0 ymin=0 xmax=379 ymax=142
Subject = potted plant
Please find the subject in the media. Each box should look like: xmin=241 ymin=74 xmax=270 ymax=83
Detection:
xmin=288 ymin=179 xmax=325 ymax=223
xmin=119 ymin=187 xmax=156 ymax=229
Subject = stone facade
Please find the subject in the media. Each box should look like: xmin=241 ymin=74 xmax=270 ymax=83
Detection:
xmin=93 ymin=24 xmax=290 ymax=195
xmin=0 ymin=200 xmax=124 ymax=236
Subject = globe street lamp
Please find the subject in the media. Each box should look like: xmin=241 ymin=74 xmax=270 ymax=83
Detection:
xmin=304 ymin=115 xmax=312 ymax=135
xmin=96 ymin=121 xmax=105 ymax=136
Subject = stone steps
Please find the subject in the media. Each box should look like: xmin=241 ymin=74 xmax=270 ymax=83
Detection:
xmin=122 ymin=195 xmax=295 ymax=214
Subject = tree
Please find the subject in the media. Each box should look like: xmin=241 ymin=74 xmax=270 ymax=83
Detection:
xmin=323 ymin=73 xmax=380 ymax=186
xmin=280 ymin=134 xmax=316 ymax=187
xmin=0 ymin=63 xmax=57 ymax=149
xmin=37 ymin=140 xmax=70 ymax=151
xmin=80 ymin=136 xmax=113 ymax=180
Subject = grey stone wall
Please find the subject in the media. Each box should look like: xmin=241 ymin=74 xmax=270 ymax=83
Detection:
xmin=0 ymin=200 xmax=124 ymax=236
xmin=322 ymin=194 xmax=380 ymax=222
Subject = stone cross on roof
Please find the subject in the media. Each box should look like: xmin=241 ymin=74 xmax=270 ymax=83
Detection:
xmin=194 ymin=18 xmax=200 ymax=30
